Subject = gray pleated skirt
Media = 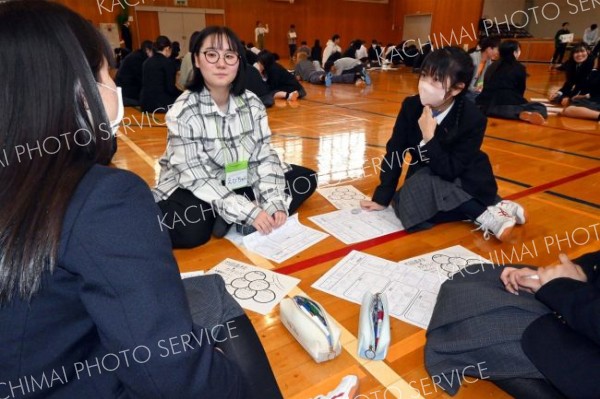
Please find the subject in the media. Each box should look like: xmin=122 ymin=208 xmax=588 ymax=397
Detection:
xmin=182 ymin=274 xmax=245 ymax=328
xmin=392 ymin=167 xmax=473 ymax=229
xmin=425 ymin=265 xmax=550 ymax=396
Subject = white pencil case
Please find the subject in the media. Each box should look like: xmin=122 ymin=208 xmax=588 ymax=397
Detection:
xmin=280 ymin=295 xmax=342 ymax=363
xmin=357 ymin=292 xmax=390 ymax=360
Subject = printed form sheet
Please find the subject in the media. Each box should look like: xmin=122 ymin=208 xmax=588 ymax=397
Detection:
xmin=316 ymin=185 xmax=369 ymax=210
xmin=308 ymin=207 xmax=404 ymax=244
xmin=242 ymin=214 xmax=329 ymax=263
xmin=312 ymin=246 xmax=488 ymax=328
xmin=209 ymin=259 xmax=300 ymax=315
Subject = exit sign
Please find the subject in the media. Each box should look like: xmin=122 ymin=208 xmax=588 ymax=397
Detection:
xmin=175 ymin=0 xmax=188 ymax=5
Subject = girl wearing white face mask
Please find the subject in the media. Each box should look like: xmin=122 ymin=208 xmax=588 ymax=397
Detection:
xmin=361 ymin=47 xmax=526 ymax=242
xmin=1 ymin=3 xmax=278 ymax=398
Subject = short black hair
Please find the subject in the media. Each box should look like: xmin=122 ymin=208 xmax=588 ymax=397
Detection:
xmin=592 ymin=24 xmax=598 ymax=30
xmin=187 ymin=26 xmax=246 ymax=96
xmin=154 ymin=35 xmax=171 ymax=51
xmin=140 ymin=40 xmax=153 ymax=52
xmin=479 ymin=36 xmax=501 ymax=51
xmin=420 ymin=46 xmax=474 ymax=93
xmin=332 ymin=34 xmax=340 ymax=41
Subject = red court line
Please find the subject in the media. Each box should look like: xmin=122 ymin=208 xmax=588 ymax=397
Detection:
xmin=276 ymin=165 xmax=600 ymax=276
xmin=505 ymin=166 xmax=600 ymax=201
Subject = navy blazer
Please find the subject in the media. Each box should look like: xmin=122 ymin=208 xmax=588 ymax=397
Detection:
xmin=522 ymin=251 xmax=600 ymax=399
xmin=476 ymin=61 xmax=529 ymax=111
xmin=140 ymin=53 xmax=182 ymax=113
xmin=372 ymin=95 xmax=498 ymax=207
xmin=116 ymin=50 xmax=148 ymax=102
xmin=0 ymin=165 xmax=242 ymax=398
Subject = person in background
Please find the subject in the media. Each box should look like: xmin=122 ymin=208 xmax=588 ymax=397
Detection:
xmin=360 ymin=47 xmax=526 ymax=242
xmin=140 ymin=35 xmax=182 ymax=113
xmin=287 ymin=24 xmax=297 ymax=60
xmin=551 ymin=22 xmax=570 ymax=67
xmin=322 ymin=33 xmax=341 ymax=65
xmin=154 ymin=26 xmax=316 ymax=247
xmin=120 ymin=20 xmax=132 ymax=51
xmin=255 ymin=50 xmax=306 ymax=101
xmin=295 ymin=40 xmax=311 ymax=58
xmin=477 ymin=40 xmax=548 ymax=125
xmin=561 ymin=63 xmax=600 ymax=122
xmin=324 ymin=52 xmax=371 ymax=86
xmin=466 ymin=36 xmax=500 ymax=102
xmin=368 ymin=39 xmax=382 ymax=67
xmin=583 ymin=23 xmax=599 ymax=49
xmin=169 ymin=40 xmax=182 ymax=71
xmin=311 ymin=39 xmax=322 ymax=63
xmin=549 ymin=43 xmax=595 ymax=106
xmin=178 ymin=31 xmax=201 ymax=89
xmin=255 ymin=21 xmax=269 ymax=50
xmin=1 ymin=3 xmax=282 ymax=398
xmin=116 ymin=39 xmax=153 ymax=106
xmin=294 ymin=52 xmax=356 ymax=86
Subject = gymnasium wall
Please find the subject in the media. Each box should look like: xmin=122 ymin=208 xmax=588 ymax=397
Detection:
xmin=525 ymin=0 xmax=600 ymax=40
xmin=55 ymin=0 xmax=485 ymax=56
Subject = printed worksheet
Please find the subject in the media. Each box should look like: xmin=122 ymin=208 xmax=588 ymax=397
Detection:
xmin=242 ymin=214 xmax=329 ymax=263
xmin=316 ymin=185 xmax=369 ymax=210
xmin=312 ymin=246 xmax=488 ymax=328
xmin=308 ymin=207 xmax=404 ymax=244
xmin=209 ymin=259 xmax=300 ymax=315
xmin=399 ymin=245 xmax=490 ymax=279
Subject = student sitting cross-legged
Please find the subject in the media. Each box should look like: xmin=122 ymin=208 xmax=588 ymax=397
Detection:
xmin=360 ymin=47 xmax=526 ymax=242
xmin=154 ymin=27 xmax=317 ymax=249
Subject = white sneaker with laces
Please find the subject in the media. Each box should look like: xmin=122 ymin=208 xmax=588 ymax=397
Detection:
xmin=496 ymin=200 xmax=527 ymax=225
xmin=474 ymin=205 xmax=516 ymax=241
xmin=314 ymin=375 xmax=359 ymax=399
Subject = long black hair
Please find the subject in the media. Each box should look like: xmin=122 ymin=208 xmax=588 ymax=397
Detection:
xmin=0 ymin=0 xmax=115 ymax=305
xmin=187 ymin=26 xmax=246 ymax=95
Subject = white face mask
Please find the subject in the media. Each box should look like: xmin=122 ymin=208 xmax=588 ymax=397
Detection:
xmin=97 ymin=83 xmax=124 ymax=136
xmin=418 ymin=79 xmax=448 ymax=108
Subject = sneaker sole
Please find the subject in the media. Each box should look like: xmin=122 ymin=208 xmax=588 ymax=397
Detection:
xmin=515 ymin=207 xmax=527 ymax=225
xmin=519 ymin=111 xmax=546 ymax=125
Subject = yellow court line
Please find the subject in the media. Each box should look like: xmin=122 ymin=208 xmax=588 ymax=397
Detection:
xmin=483 ymin=144 xmax=587 ymax=171
xmin=118 ymin=133 xmax=156 ymax=169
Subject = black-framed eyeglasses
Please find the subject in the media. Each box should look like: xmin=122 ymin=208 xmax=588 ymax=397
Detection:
xmin=201 ymin=50 xmax=240 ymax=66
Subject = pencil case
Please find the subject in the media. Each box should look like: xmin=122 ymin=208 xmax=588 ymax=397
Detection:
xmin=280 ymin=295 xmax=342 ymax=363
xmin=357 ymin=292 xmax=390 ymax=360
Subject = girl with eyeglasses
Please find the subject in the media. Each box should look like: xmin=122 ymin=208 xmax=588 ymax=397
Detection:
xmin=154 ymin=26 xmax=317 ymax=248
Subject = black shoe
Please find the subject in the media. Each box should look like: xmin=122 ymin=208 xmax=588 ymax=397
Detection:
xmin=212 ymin=216 xmax=232 ymax=238
xmin=236 ymin=223 xmax=257 ymax=236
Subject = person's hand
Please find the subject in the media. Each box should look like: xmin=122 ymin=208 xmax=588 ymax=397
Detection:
xmin=538 ymin=253 xmax=587 ymax=286
xmin=560 ymin=97 xmax=570 ymax=107
xmin=360 ymin=200 xmax=385 ymax=211
xmin=272 ymin=211 xmax=287 ymax=228
xmin=252 ymin=211 xmax=275 ymax=234
xmin=548 ymin=90 xmax=560 ymax=101
xmin=501 ymin=267 xmax=541 ymax=294
xmin=418 ymin=106 xmax=437 ymax=143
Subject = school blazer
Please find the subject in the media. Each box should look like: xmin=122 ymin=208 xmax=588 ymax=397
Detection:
xmin=522 ymin=251 xmax=600 ymax=399
xmin=140 ymin=53 xmax=182 ymax=113
xmin=476 ymin=61 xmax=528 ymax=111
xmin=372 ymin=95 xmax=498 ymax=207
xmin=115 ymin=50 xmax=148 ymax=101
xmin=0 ymin=165 xmax=243 ymax=398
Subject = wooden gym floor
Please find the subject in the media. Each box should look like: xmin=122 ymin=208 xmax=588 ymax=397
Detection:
xmin=113 ymin=63 xmax=600 ymax=398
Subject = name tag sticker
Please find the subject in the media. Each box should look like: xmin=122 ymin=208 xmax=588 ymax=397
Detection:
xmin=225 ymin=160 xmax=249 ymax=190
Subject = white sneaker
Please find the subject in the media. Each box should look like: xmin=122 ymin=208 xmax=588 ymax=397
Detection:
xmin=496 ymin=200 xmax=527 ymax=225
xmin=474 ymin=205 xmax=516 ymax=241
xmin=314 ymin=375 xmax=359 ymax=399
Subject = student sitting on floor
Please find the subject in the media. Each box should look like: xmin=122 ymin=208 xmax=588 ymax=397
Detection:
xmin=294 ymin=52 xmax=356 ymax=86
xmin=115 ymin=40 xmax=153 ymax=106
xmin=426 ymin=250 xmax=600 ymax=399
xmin=476 ymin=40 xmax=548 ymax=125
xmin=324 ymin=52 xmax=371 ymax=86
xmin=561 ymin=62 xmax=600 ymax=122
xmin=0 ymin=3 xmax=283 ymax=398
xmin=549 ymin=43 xmax=596 ymax=106
xmin=154 ymin=26 xmax=317 ymax=249
xmin=140 ymin=35 xmax=182 ymax=113
xmin=466 ymin=36 xmax=500 ymax=102
xmin=360 ymin=47 xmax=526 ymax=242
xmin=255 ymin=50 xmax=306 ymax=101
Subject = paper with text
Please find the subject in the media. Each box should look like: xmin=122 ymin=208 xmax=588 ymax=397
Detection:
xmin=316 ymin=185 xmax=369 ymax=210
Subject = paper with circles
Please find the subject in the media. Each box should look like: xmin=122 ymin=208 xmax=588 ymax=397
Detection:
xmin=312 ymin=246 xmax=488 ymax=328
xmin=316 ymin=185 xmax=369 ymax=210
xmin=209 ymin=259 xmax=300 ymax=315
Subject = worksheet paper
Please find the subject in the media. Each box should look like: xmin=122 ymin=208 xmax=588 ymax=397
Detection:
xmin=308 ymin=207 xmax=404 ymax=244
xmin=209 ymin=259 xmax=300 ymax=315
xmin=316 ymin=185 xmax=369 ymax=210
xmin=312 ymin=246 xmax=487 ymax=329
xmin=242 ymin=214 xmax=329 ymax=263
